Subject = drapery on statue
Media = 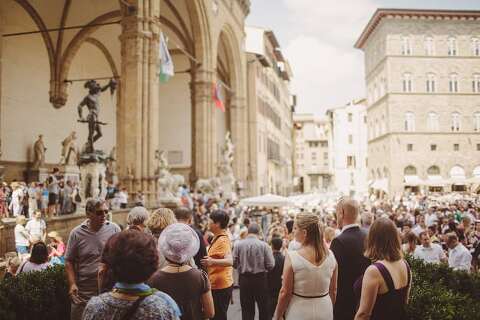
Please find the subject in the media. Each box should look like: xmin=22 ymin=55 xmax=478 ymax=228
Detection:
xmin=32 ymin=134 xmax=47 ymax=169
xmin=60 ymin=131 xmax=78 ymax=165
xmin=77 ymin=79 xmax=117 ymax=153
xmin=222 ymin=131 xmax=234 ymax=165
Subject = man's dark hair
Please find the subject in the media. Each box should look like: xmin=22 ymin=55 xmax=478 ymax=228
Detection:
xmin=243 ymin=218 xmax=250 ymax=227
xmin=52 ymin=167 xmax=59 ymax=173
xmin=174 ymin=207 xmax=193 ymax=221
xmin=210 ymin=210 xmax=230 ymax=229
xmin=271 ymin=237 xmax=283 ymax=251
xmin=29 ymin=242 xmax=49 ymax=264
xmin=102 ymin=230 xmax=158 ymax=283
xmin=286 ymin=220 xmax=294 ymax=234
xmin=85 ymin=198 xmax=107 ymax=214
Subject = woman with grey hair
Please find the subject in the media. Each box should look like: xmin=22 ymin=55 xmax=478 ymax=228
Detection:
xmin=127 ymin=206 xmax=150 ymax=232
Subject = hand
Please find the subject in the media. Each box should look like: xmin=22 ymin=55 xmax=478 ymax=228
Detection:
xmin=69 ymin=284 xmax=83 ymax=304
xmin=200 ymin=256 xmax=213 ymax=268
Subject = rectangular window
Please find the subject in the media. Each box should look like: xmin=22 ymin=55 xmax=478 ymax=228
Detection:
xmin=312 ymin=152 xmax=317 ymax=160
xmin=454 ymin=144 xmax=460 ymax=151
xmin=347 ymin=156 xmax=356 ymax=168
xmin=348 ymin=135 xmax=353 ymax=144
xmin=430 ymin=144 xmax=437 ymax=151
xmin=348 ymin=113 xmax=353 ymax=122
xmin=407 ymin=144 xmax=413 ymax=151
xmin=477 ymin=144 xmax=480 ymax=151
xmin=323 ymin=152 xmax=328 ymax=160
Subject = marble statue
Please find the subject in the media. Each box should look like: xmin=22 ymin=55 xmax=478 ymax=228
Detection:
xmin=217 ymin=131 xmax=236 ymax=199
xmin=32 ymin=134 xmax=46 ymax=169
xmin=60 ymin=131 xmax=78 ymax=165
xmin=156 ymin=150 xmax=182 ymax=204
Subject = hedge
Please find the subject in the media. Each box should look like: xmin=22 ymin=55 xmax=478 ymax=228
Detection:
xmin=0 ymin=265 xmax=69 ymax=320
xmin=0 ymin=258 xmax=478 ymax=320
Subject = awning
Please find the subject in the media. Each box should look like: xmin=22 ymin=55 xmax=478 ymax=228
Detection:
xmin=371 ymin=179 xmax=389 ymax=193
xmin=403 ymin=175 xmax=423 ymax=187
xmin=449 ymin=176 xmax=467 ymax=186
xmin=239 ymin=194 xmax=294 ymax=207
xmin=425 ymin=175 xmax=447 ymax=187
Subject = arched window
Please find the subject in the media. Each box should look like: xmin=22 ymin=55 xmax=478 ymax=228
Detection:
xmin=450 ymin=166 xmax=465 ymax=179
xmin=427 ymin=111 xmax=439 ymax=131
xmin=473 ymin=74 xmax=480 ymax=93
xmin=402 ymin=73 xmax=412 ymax=92
xmin=426 ymin=73 xmax=436 ymax=93
xmin=448 ymin=37 xmax=457 ymax=56
xmin=449 ymin=73 xmax=459 ymax=93
xmin=383 ymin=167 xmax=389 ymax=178
xmin=427 ymin=165 xmax=441 ymax=176
xmin=404 ymin=112 xmax=415 ymax=132
xmin=473 ymin=166 xmax=480 ymax=178
xmin=404 ymin=165 xmax=417 ymax=176
xmin=451 ymin=112 xmax=461 ymax=131
xmin=402 ymin=36 xmax=412 ymax=55
xmin=381 ymin=115 xmax=386 ymax=134
xmin=472 ymin=37 xmax=480 ymax=56
xmin=375 ymin=119 xmax=380 ymax=137
xmin=376 ymin=168 xmax=382 ymax=179
xmin=474 ymin=112 xmax=480 ymax=131
xmin=425 ymin=36 xmax=435 ymax=55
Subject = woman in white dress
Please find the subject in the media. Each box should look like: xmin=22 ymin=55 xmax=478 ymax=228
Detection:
xmin=274 ymin=213 xmax=338 ymax=320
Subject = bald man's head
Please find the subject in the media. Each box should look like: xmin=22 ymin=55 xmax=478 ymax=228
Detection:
xmin=336 ymin=197 xmax=360 ymax=228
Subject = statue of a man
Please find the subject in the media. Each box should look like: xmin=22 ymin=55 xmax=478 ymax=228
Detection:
xmin=32 ymin=134 xmax=46 ymax=169
xmin=60 ymin=131 xmax=78 ymax=165
xmin=222 ymin=131 xmax=234 ymax=164
xmin=77 ymin=79 xmax=116 ymax=152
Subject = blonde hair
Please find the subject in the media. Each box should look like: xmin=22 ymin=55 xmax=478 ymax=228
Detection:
xmin=146 ymin=208 xmax=176 ymax=234
xmin=295 ymin=213 xmax=327 ymax=263
xmin=16 ymin=215 xmax=26 ymax=225
xmin=324 ymin=227 xmax=336 ymax=243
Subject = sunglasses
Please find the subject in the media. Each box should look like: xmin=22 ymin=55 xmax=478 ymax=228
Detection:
xmin=94 ymin=210 xmax=109 ymax=216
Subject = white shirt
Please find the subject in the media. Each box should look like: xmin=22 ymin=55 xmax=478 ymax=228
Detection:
xmin=425 ymin=213 xmax=438 ymax=227
xmin=413 ymin=243 xmax=445 ymax=264
xmin=25 ymin=219 xmax=46 ymax=239
xmin=117 ymin=191 xmax=128 ymax=204
xmin=411 ymin=225 xmax=425 ymax=237
xmin=288 ymin=239 xmax=302 ymax=251
xmin=448 ymin=244 xmax=472 ymax=272
xmin=14 ymin=224 xmax=30 ymax=246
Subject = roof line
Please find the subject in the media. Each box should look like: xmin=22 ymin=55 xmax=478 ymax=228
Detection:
xmin=354 ymin=8 xmax=480 ymax=49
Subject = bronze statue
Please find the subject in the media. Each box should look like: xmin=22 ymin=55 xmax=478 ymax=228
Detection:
xmin=77 ymin=79 xmax=116 ymax=153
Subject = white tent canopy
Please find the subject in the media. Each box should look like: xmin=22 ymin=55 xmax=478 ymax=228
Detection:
xmin=239 ymin=194 xmax=294 ymax=207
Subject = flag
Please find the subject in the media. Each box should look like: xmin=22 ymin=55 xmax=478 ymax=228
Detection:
xmin=159 ymin=32 xmax=174 ymax=83
xmin=212 ymin=82 xmax=225 ymax=112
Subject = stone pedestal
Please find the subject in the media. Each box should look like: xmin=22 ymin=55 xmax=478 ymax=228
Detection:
xmin=25 ymin=167 xmax=49 ymax=183
xmin=59 ymin=165 xmax=80 ymax=184
xmin=79 ymin=151 xmax=108 ymax=203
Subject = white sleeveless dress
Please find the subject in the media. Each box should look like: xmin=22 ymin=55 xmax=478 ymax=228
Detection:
xmin=285 ymin=249 xmax=337 ymax=320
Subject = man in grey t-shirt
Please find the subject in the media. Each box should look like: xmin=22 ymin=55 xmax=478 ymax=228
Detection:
xmin=65 ymin=198 xmax=120 ymax=320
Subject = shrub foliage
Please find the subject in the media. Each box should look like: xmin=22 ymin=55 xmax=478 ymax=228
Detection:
xmin=0 ymin=257 xmax=478 ymax=319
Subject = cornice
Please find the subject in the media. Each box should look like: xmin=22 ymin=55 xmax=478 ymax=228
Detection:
xmin=355 ymin=8 xmax=480 ymax=50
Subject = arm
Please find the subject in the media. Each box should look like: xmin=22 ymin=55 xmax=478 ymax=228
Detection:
xmin=65 ymin=260 xmax=82 ymax=303
xmin=265 ymin=245 xmax=275 ymax=271
xmin=329 ymin=263 xmax=338 ymax=305
xmin=201 ymin=290 xmax=215 ymax=319
xmin=354 ymin=266 xmax=381 ymax=320
xmin=273 ymin=253 xmax=294 ymax=320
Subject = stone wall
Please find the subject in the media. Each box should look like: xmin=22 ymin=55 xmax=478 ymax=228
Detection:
xmin=0 ymin=209 xmax=129 ymax=258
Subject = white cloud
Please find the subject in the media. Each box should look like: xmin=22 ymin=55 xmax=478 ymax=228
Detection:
xmin=284 ymin=36 xmax=365 ymax=114
xmin=280 ymin=0 xmax=377 ymax=114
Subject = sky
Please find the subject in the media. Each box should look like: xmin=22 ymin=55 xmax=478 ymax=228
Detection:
xmin=246 ymin=0 xmax=480 ymax=116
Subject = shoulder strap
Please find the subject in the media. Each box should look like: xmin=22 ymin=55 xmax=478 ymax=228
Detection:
xmin=373 ymin=262 xmax=395 ymax=292
xmin=17 ymin=260 xmax=27 ymax=274
xmin=121 ymin=295 xmax=149 ymax=320
xmin=404 ymin=260 xmax=411 ymax=287
xmin=207 ymin=234 xmax=227 ymax=253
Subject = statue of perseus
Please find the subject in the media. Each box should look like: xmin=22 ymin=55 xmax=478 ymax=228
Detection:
xmin=77 ymin=79 xmax=117 ymax=153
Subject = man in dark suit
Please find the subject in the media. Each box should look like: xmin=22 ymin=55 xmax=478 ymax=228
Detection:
xmin=331 ymin=198 xmax=370 ymax=320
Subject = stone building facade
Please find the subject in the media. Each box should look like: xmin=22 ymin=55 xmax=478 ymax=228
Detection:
xmin=355 ymin=9 xmax=480 ymax=195
xmin=245 ymin=27 xmax=294 ymax=196
xmin=327 ymin=99 xmax=368 ymax=199
xmin=0 ymin=0 xmax=255 ymax=199
xmin=293 ymin=114 xmax=334 ymax=193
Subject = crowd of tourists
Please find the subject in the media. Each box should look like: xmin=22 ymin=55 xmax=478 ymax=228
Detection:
xmin=4 ymin=188 xmax=480 ymax=320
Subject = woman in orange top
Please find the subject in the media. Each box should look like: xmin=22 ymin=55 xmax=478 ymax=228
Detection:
xmin=201 ymin=209 xmax=233 ymax=320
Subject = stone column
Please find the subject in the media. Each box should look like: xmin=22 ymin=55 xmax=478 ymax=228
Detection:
xmin=191 ymin=69 xmax=215 ymax=181
xmin=230 ymin=95 xmax=248 ymax=188
xmin=118 ymin=0 xmax=160 ymax=205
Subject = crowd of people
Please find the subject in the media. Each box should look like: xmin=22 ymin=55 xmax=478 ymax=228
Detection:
xmin=3 ymin=188 xmax=480 ymax=320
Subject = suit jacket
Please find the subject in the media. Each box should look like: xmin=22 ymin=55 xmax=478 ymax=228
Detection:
xmin=331 ymin=226 xmax=370 ymax=320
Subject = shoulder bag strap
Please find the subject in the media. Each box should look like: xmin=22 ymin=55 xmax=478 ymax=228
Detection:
xmin=207 ymin=234 xmax=227 ymax=254
xmin=121 ymin=295 xmax=149 ymax=320
xmin=405 ymin=260 xmax=412 ymax=287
